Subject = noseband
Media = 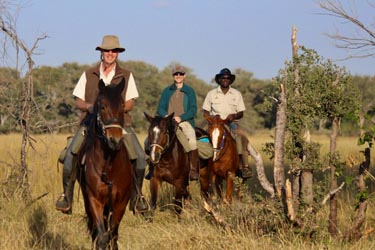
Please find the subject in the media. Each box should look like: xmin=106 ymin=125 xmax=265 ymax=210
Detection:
xmin=96 ymin=109 xmax=127 ymax=143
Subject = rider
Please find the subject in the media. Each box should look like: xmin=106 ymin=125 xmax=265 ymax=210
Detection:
xmin=55 ymin=35 xmax=148 ymax=214
xmin=202 ymin=68 xmax=252 ymax=179
xmin=144 ymin=65 xmax=199 ymax=181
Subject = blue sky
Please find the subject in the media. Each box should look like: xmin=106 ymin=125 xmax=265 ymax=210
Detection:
xmin=12 ymin=0 xmax=375 ymax=83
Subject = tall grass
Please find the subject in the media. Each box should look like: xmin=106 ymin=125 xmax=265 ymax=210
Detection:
xmin=0 ymin=132 xmax=375 ymax=249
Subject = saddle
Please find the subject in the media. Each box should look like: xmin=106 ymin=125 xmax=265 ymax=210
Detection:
xmin=175 ymin=127 xmax=213 ymax=159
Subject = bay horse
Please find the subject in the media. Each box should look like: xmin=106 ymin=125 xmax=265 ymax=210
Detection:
xmin=78 ymin=79 xmax=132 ymax=250
xmin=203 ymin=114 xmax=239 ymax=204
xmin=144 ymin=112 xmax=191 ymax=218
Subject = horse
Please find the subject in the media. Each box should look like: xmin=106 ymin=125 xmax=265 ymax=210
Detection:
xmin=78 ymin=78 xmax=132 ymax=250
xmin=202 ymin=114 xmax=239 ymax=204
xmin=144 ymin=112 xmax=192 ymax=218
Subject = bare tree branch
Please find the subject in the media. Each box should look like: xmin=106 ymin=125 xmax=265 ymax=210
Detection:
xmin=317 ymin=0 xmax=375 ymax=58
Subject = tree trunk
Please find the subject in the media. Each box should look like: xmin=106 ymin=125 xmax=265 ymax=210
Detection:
xmin=273 ymin=82 xmax=287 ymax=198
xmin=19 ymin=72 xmax=33 ymax=202
xmin=328 ymin=116 xmax=340 ymax=236
xmin=344 ymin=148 xmax=370 ymax=241
xmin=301 ymin=169 xmax=313 ymax=205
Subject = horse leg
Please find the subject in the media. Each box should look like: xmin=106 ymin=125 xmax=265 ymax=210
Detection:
xmin=149 ymin=177 xmax=160 ymax=218
xmin=87 ymin=199 xmax=109 ymax=250
xmin=225 ymin=173 xmax=234 ymax=205
xmin=199 ymin=166 xmax=211 ymax=202
xmin=108 ymin=201 xmax=128 ymax=250
xmin=173 ymin=179 xmax=189 ymax=216
xmin=211 ymin=174 xmax=220 ymax=202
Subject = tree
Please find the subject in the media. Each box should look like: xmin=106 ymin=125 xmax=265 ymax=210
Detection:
xmin=318 ymin=0 xmax=375 ymax=59
xmin=0 ymin=1 xmax=47 ymax=201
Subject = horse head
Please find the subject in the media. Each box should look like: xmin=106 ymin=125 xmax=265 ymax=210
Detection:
xmin=144 ymin=112 xmax=176 ymax=164
xmin=95 ymin=78 xmax=126 ymax=151
xmin=204 ymin=114 xmax=230 ymax=161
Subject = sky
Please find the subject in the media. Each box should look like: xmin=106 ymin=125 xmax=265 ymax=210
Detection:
xmin=8 ymin=0 xmax=375 ymax=83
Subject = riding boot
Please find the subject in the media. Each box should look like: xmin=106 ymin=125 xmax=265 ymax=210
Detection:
xmin=240 ymin=164 xmax=252 ymax=179
xmin=55 ymin=127 xmax=85 ymax=214
xmin=55 ymin=151 xmax=76 ymax=214
xmin=189 ymin=149 xmax=200 ymax=181
xmin=239 ymin=151 xmax=252 ymax=179
xmin=240 ymin=136 xmax=252 ymax=179
xmin=129 ymin=162 xmax=149 ymax=213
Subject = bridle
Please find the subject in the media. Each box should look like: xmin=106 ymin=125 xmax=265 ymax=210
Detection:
xmin=149 ymin=121 xmax=178 ymax=163
xmin=210 ymin=124 xmax=229 ymax=161
xmin=96 ymin=110 xmax=127 ymax=139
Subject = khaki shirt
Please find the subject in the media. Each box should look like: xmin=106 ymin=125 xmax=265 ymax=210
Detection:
xmin=202 ymin=86 xmax=245 ymax=120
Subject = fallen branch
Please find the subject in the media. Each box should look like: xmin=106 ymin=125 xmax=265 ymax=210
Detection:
xmin=322 ymin=182 xmax=345 ymax=205
xmin=247 ymin=142 xmax=275 ymax=198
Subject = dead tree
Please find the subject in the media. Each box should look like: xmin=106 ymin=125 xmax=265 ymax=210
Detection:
xmin=0 ymin=3 xmax=47 ymax=202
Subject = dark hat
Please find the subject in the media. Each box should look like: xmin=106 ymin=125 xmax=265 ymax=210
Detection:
xmin=215 ymin=68 xmax=235 ymax=84
xmin=172 ymin=65 xmax=186 ymax=75
xmin=96 ymin=35 xmax=125 ymax=52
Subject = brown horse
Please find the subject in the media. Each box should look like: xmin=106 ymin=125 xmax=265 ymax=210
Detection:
xmin=78 ymin=79 xmax=132 ymax=250
xmin=144 ymin=112 xmax=191 ymax=218
xmin=203 ymin=114 xmax=239 ymax=204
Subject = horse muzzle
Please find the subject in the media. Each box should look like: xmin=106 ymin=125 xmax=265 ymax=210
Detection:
xmin=107 ymin=136 xmax=123 ymax=151
xmin=213 ymin=148 xmax=220 ymax=161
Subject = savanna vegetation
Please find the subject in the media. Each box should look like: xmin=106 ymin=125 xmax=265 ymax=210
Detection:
xmin=2 ymin=0 xmax=375 ymax=249
xmin=1 ymin=132 xmax=375 ymax=250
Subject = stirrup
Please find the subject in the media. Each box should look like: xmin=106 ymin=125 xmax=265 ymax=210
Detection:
xmin=55 ymin=194 xmax=72 ymax=214
xmin=134 ymin=195 xmax=150 ymax=213
xmin=241 ymin=165 xmax=252 ymax=179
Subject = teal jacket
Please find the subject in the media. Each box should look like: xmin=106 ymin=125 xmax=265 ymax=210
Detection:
xmin=157 ymin=83 xmax=197 ymax=127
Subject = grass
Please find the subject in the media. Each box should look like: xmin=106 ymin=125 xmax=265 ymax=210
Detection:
xmin=1 ymin=132 xmax=375 ymax=249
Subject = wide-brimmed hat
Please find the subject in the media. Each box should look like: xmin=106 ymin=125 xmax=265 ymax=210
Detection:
xmin=95 ymin=35 xmax=125 ymax=52
xmin=172 ymin=65 xmax=186 ymax=75
xmin=215 ymin=68 xmax=235 ymax=84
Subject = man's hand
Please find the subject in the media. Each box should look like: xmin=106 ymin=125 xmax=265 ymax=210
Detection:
xmin=173 ymin=116 xmax=182 ymax=123
xmin=226 ymin=114 xmax=236 ymax=122
xmin=86 ymin=103 xmax=94 ymax=114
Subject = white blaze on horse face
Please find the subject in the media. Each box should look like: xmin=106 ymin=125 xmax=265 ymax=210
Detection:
xmin=150 ymin=126 xmax=161 ymax=161
xmin=212 ymin=128 xmax=220 ymax=160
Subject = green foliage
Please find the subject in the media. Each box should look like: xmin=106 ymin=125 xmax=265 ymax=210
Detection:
xmin=0 ymin=61 xmax=273 ymax=133
xmin=355 ymin=190 xmax=368 ymax=209
xmin=270 ymin=47 xmax=361 ymax=172
xmin=0 ymin=55 xmax=367 ymax=135
xmin=322 ymin=152 xmax=346 ymax=177
xmin=358 ymin=130 xmax=375 ymax=148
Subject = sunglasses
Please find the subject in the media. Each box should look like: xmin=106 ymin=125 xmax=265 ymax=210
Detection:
xmin=173 ymin=72 xmax=185 ymax=76
xmin=220 ymin=76 xmax=231 ymax=80
xmin=102 ymin=49 xmax=120 ymax=53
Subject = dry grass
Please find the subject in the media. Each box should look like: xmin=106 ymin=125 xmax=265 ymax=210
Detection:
xmin=1 ymin=132 xmax=375 ymax=250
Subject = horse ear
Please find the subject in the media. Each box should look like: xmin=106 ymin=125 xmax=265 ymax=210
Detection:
xmin=144 ymin=112 xmax=153 ymax=123
xmin=98 ymin=79 xmax=106 ymax=93
xmin=117 ymin=78 xmax=125 ymax=93
xmin=167 ymin=112 xmax=174 ymax=118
